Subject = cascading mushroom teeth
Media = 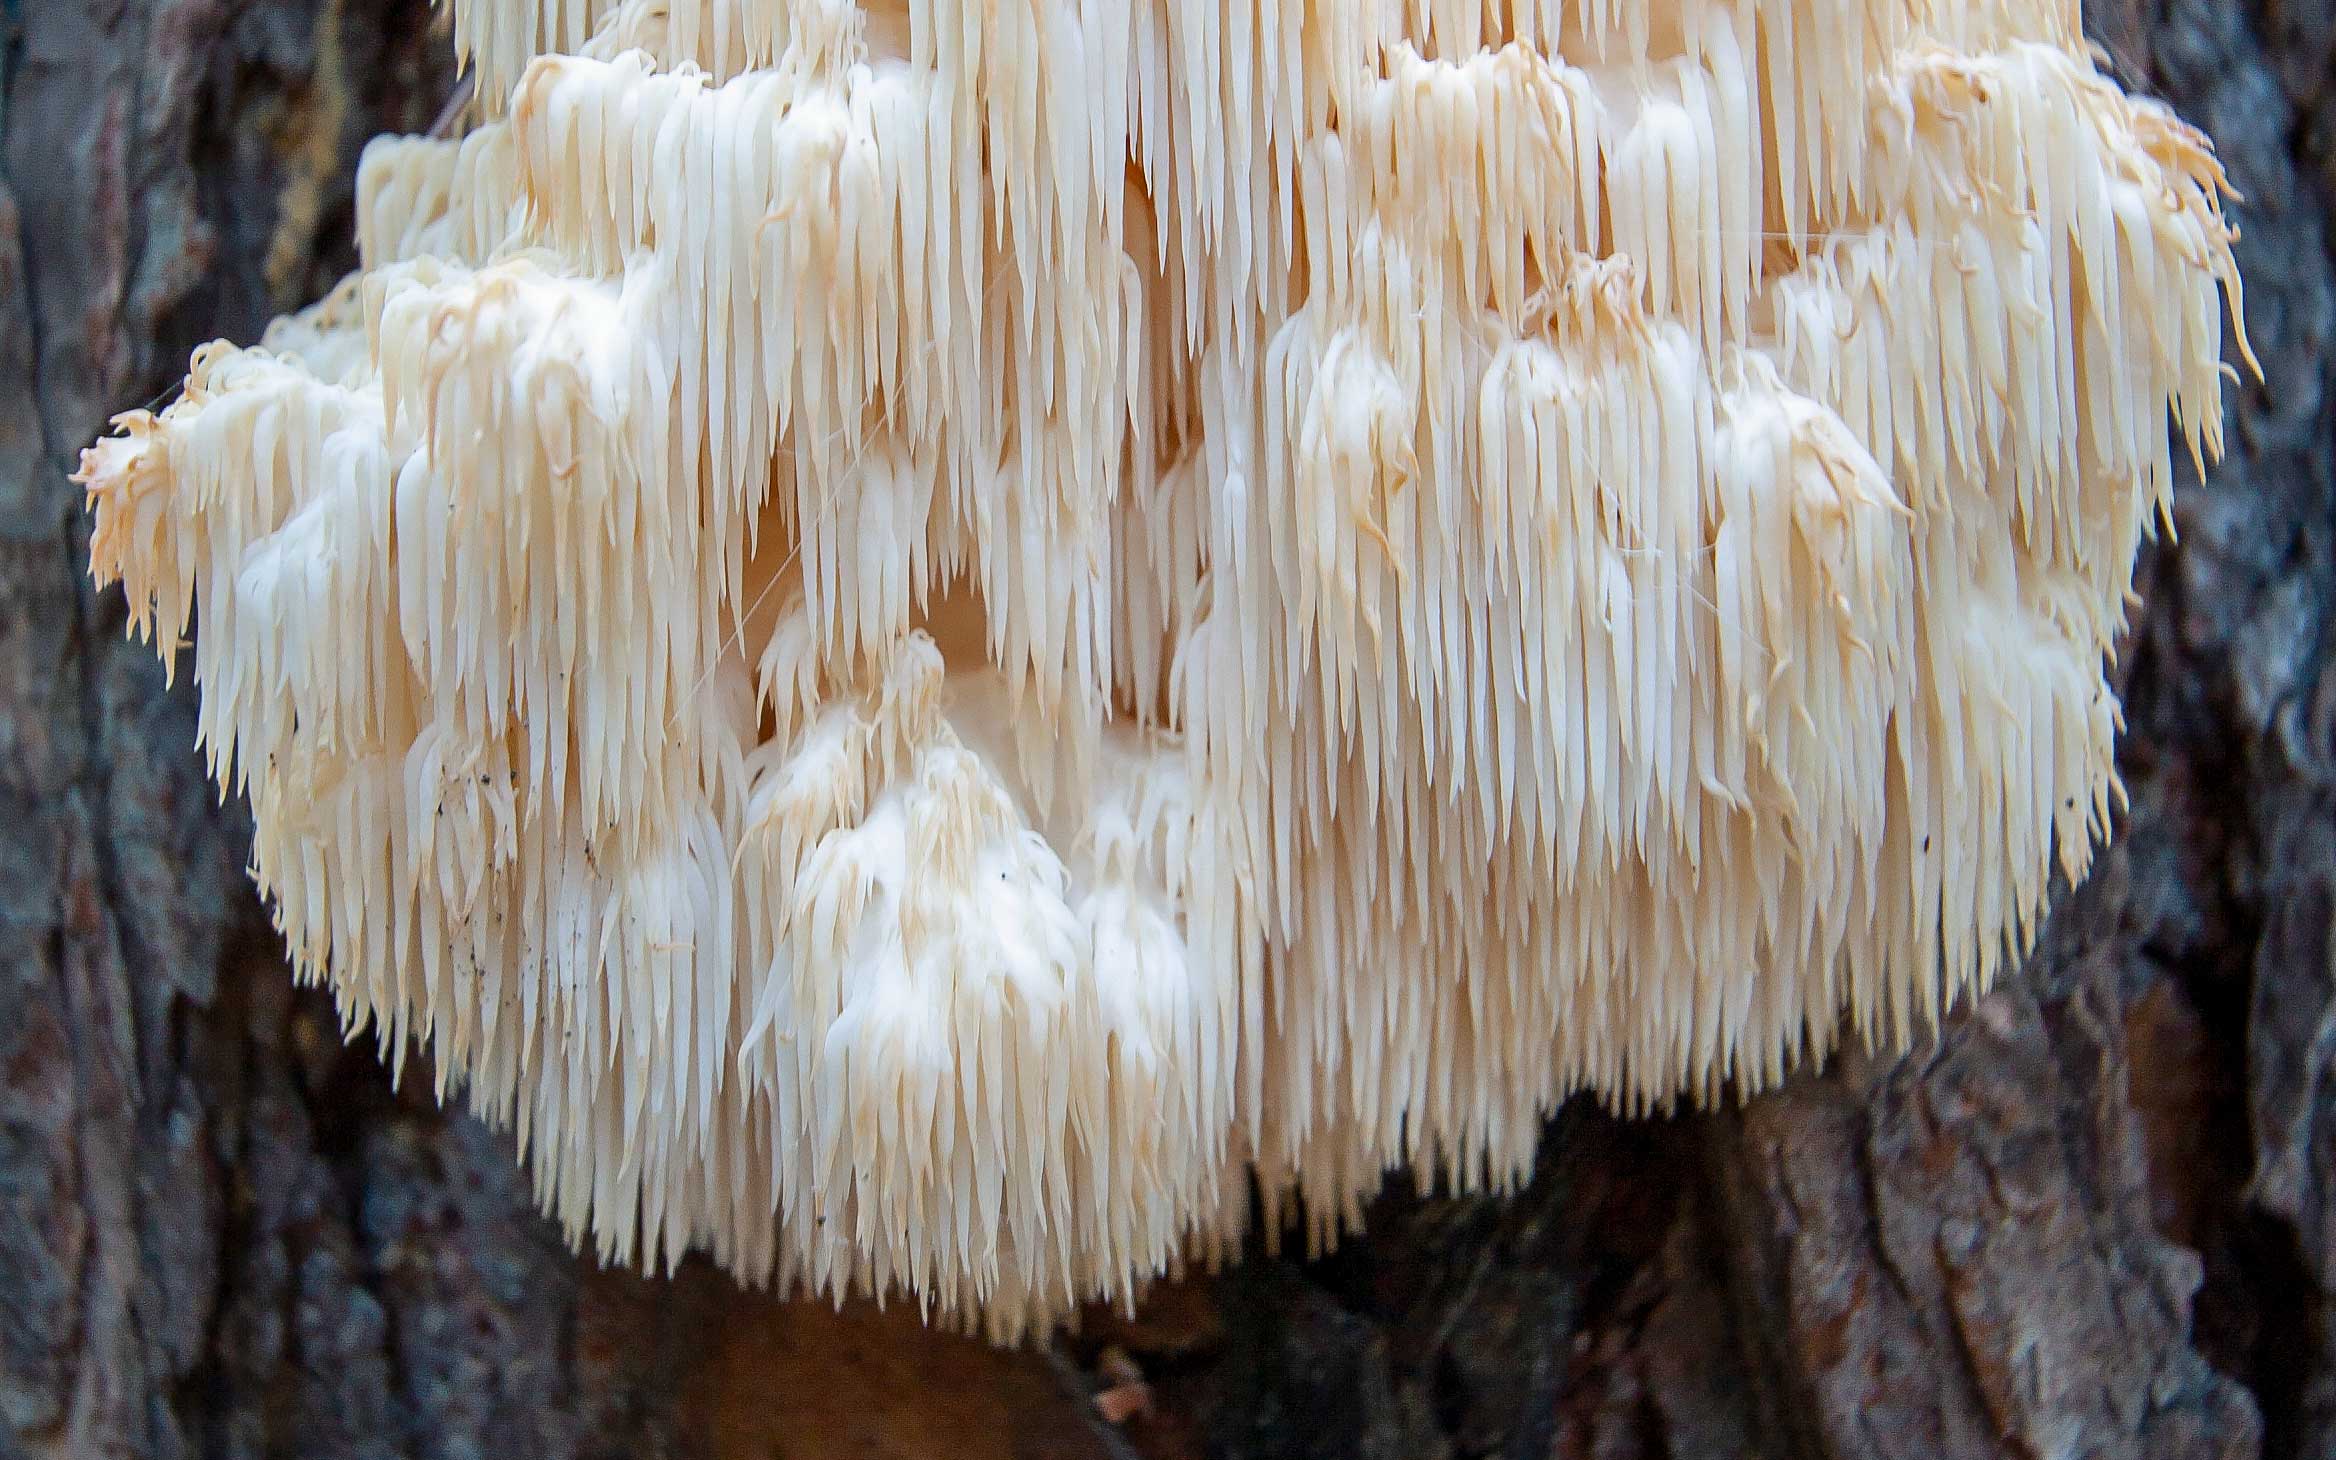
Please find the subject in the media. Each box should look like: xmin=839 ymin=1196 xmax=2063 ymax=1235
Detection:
xmin=81 ymin=0 xmax=2251 ymax=1340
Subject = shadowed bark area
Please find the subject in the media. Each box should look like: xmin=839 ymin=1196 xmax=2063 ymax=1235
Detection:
xmin=0 ymin=0 xmax=2328 ymax=1456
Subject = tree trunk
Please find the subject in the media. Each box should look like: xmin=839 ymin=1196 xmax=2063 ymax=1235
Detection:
xmin=1 ymin=1 xmax=2329 ymax=1456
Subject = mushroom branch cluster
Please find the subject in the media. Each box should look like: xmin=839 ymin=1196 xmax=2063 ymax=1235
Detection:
xmin=81 ymin=0 xmax=2248 ymax=1338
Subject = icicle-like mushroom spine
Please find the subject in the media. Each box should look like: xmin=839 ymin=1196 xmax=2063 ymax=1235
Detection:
xmin=79 ymin=0 xmax=2250 ymax=1340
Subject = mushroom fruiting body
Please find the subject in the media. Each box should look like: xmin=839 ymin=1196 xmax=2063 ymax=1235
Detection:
xmin=82 ymin=0 xmax=2248 ymax=1339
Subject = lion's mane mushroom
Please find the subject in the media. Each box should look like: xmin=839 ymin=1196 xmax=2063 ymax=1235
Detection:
xmin=80 ymin=0 xmax=2249 ymax=1339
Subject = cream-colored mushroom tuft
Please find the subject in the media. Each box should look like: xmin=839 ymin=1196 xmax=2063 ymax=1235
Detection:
xmin=81 ymin=0 xmax=2249 ymax=1339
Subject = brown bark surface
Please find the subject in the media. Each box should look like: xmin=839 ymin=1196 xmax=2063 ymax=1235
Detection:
xmin=0 ymin=1 xmax=2329 ymax=1456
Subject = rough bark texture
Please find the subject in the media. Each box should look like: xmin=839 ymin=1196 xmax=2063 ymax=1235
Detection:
xmin=0 ymin=1 xmax=2329 ymax=1456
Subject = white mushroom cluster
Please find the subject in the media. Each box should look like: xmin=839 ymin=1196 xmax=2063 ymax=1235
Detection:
xmin=81 ymin=0 xmax=2248 ymax=1339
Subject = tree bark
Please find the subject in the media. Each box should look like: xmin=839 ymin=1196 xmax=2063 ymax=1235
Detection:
xmin=0 ymin=1 xmax=2329 ymax=1456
